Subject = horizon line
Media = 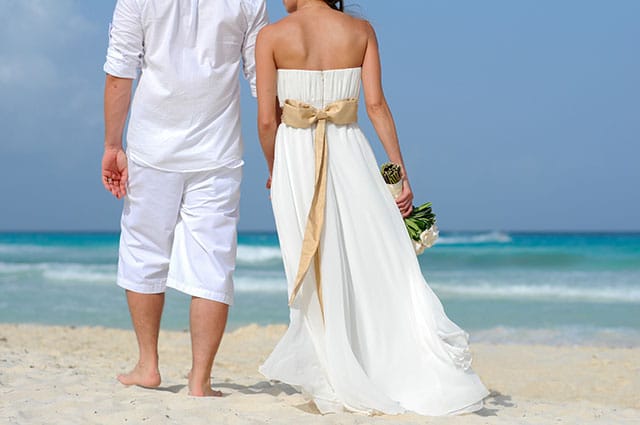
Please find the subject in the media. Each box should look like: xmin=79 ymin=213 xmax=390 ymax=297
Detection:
xmin=1 ymin=229 xmax=640 ymax=235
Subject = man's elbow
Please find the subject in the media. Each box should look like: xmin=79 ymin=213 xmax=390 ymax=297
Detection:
xmin=105 ymin=73 xmax=134 ymax=89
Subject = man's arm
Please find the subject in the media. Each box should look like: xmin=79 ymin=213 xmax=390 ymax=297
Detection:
xmin=102 ymin=0 xmax=143 ymax=198
xmin=102 ymin=75 xmax=133 ymax=199
xmin=241 ymin=0 xmax=269 ymax=97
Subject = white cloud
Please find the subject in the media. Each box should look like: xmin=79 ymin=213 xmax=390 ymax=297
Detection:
xmin=0 ymin=54 xmax=57 ymax=87
xmin=0 ymin=0 xmax=105 ymax=156
xmin=0 ymin=0 xmax=98 ymax=87
xmin=1 ymin=0 xmax=96 ymax=47
xmin=0 ymin=63 xmax=17 ymax=85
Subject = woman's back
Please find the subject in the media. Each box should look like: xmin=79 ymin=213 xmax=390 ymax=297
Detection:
xmin=268 ymin=5 xmax=370 ymax=70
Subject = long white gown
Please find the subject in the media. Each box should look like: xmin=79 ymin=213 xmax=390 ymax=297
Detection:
xmin=259 ymin=67 xmax=489 ymax=416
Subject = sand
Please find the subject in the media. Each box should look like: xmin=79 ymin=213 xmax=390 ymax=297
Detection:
xmin=0 ymin=323 xmax=638 ymax=424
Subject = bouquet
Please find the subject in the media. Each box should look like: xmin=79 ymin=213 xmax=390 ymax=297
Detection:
xmin=381 ymin=162 xmax=439 ymax=255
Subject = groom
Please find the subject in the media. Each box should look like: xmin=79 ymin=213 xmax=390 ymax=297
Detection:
xmin=101 ymin=0 xmax=267 ymax=396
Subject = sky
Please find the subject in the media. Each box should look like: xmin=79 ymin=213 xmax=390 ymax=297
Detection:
xmin=0 ymin=0 xmax=638 ymax=232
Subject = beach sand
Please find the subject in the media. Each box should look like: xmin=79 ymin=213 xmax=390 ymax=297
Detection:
xmin=1 ymin=324 xmax=638 ymax=424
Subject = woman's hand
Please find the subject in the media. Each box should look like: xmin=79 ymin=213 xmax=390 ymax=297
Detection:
xmin=266 ymin=176 xmax=272 ymax=189
xmin=395 ymin=179 xmax=414 ymax=217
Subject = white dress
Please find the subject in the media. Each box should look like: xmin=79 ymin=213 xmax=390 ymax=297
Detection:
xmin=259 ymin=67 xmax=489 ymax=416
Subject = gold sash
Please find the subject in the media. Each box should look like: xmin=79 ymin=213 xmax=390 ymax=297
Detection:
xmin=280 ymin=98 xmax=359 ymax=315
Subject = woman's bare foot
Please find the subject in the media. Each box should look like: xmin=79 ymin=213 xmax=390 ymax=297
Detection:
xmin=187 ymin=371 xmax=222 ymax=397
xmin=117 ymin=363 xmax=161 ymax=388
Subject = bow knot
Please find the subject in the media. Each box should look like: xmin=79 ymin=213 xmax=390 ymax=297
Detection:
xmin=316 ymin=110 xmax=329 ymax=120
xmin=281 ymin=98 xmax=358 ymax=129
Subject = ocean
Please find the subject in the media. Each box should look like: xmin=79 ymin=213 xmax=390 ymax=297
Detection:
xmin=1 ymin=231 xmax=638 ymax=347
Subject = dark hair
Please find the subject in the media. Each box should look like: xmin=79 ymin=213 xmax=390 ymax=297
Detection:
xmin=324 ymin=0 xmax=344 ymax=12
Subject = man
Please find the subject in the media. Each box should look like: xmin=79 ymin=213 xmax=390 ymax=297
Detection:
xmin=102 ymin=0 xmax=268 ymax=396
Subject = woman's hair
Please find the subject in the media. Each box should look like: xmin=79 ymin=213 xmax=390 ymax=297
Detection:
xmin=324 ymin=0 xmax=344 ymax=12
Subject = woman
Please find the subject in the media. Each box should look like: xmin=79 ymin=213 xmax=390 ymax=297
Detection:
xmin=255 ymin=0 xmax=489 ymax=416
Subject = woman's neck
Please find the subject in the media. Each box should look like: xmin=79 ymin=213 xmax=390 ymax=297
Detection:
xmin=296 ymin=0 xmax=331 ymax=12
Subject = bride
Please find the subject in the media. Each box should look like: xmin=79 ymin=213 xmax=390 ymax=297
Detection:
xmin=255 ymin=0 xmax=489 ymax=416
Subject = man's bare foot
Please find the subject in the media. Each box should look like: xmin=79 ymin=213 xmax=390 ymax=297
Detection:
xmin=117 ymin=363 xmax=161 ymax=388
xmin=189 ymin=385 xmax=223 ymax=397
xmin=187 ymin=371 xmax=222 ymax=397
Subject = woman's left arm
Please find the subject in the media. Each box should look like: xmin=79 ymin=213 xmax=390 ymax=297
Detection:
xmin=361 ymin=22 xmax=414 ymax=216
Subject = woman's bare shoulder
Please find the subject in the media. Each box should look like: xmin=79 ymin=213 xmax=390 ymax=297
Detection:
xmin=351 ymin=16 xmax=375 ymax=35
xmin=339 ymin=14 xmax=375 ymax=41
xmin=258 ymin=14 xmax=302 ymax=41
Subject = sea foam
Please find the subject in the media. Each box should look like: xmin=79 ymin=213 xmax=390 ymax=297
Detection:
xmin=236 ymin=245 xmax=283 ymax=265
xmin=431 ymin=281 xmax=640 ymax=303
xmin=437 ymin=231 xmax=512 ymax=245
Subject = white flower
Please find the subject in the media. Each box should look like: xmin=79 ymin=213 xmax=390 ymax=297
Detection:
xmin=419 ymin=224 xmax=439 ymax=248
xmin=413 ymin=239 xmax=426 ymax=255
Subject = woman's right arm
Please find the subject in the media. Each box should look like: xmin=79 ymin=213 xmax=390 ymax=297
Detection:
xmin=255 ymin=26 xmax=279 ymax=188
xmin=361 ymin=22 xmax=414 ymax=217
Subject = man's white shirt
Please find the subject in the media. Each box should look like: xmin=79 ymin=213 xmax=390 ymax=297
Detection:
xmin=104 ymin=0 xmax=268 ymax=172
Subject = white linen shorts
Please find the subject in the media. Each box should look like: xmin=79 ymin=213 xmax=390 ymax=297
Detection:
xmin=117 ymin=160 xmax=241 ymax=305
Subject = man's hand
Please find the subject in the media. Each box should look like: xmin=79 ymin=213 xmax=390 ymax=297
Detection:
xmin=102 ymin=148 xmax=128 ymax=199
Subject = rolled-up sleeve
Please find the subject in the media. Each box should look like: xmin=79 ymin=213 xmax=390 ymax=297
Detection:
xmin=104 ymin=0 xmax=144 ymax=79
xmin=241 ymin=0 xmax=269 ymax=97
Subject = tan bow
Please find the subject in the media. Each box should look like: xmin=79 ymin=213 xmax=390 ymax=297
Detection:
xmin=281 ymin=98 xmax=359 ymax=316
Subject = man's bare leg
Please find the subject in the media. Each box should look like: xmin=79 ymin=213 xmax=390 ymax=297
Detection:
xmin=117 ymin=290 xmax=164 ymax=387
xmin=188 ymin=297 xmax=228 ymax=397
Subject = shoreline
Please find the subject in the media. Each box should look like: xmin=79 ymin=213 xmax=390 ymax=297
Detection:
xmin=2 ymin=319 xmax=639 ymax=349
xmin=1 ymin=323 xmax=638 ymax=424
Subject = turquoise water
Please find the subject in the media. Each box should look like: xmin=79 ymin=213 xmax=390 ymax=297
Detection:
xmin=0 ymin=232 xmax=638 ymax=346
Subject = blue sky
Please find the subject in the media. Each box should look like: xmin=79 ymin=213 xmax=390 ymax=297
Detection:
xmin=0 ymin=0 xmax=638 ymax=232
